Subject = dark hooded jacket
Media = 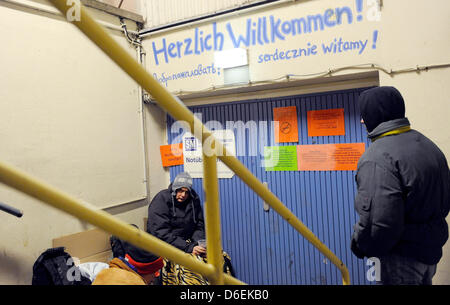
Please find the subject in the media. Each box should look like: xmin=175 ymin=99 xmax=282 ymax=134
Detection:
xmin=351 ymin=86 xmax=450 ymax=265
xmin=147 ymin=184 xmax=205 ymax=253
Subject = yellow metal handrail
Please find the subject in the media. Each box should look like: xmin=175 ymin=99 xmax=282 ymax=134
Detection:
xmin=0 ymin=0 xmax=350 ymax=285
xmin=0 ymin=161 xmax=244 ymax=285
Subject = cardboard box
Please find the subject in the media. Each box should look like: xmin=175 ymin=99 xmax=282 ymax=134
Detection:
xmin=52 ymin=228 xmax=112 ymax=264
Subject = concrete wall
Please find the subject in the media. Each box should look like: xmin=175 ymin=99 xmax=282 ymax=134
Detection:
xmin=0 ymin=0 xmax=168 ymax=284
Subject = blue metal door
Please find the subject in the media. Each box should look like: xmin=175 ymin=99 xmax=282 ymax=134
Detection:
xmin=166 ymin=87 xmax=373 ymax=284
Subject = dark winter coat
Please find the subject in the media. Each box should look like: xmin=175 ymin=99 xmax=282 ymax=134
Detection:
xmin=351 ymin=87 xmax=450 ymax=265
xmin=146 ymin=184 xmax=205 ymax=253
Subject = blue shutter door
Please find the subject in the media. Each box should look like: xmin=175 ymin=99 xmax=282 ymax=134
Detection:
xmin=166 ymin=88 xmax=373 ymax=284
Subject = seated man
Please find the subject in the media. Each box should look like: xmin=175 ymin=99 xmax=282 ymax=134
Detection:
xmin=92 ymin=240 xmax=164 ymax=285
xmin=147 ymin=172 xmax=234 ymax=284
xmin=147 ymin=172 xmax=206 ymax=257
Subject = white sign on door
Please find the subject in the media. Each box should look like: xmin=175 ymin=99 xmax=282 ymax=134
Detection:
xmin=182 ymin=130 xmax=236 ymax=179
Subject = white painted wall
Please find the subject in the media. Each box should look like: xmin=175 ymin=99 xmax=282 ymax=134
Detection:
xmin=0 ymin=0 xmax=168 ymax=284
xmin=374 ymin=1 xmax=450 ymax=284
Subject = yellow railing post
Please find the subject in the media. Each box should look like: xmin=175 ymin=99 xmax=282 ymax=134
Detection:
xmin=202 ymin=130 xmax=224 ymax=285
xmin=0 ymin=160 xmax=245 ymax=285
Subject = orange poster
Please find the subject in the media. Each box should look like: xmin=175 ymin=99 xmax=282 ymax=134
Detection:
xmin=160 ymin=143 xmax=184 ymax=167
xmin=307 ymin=108 xmax=345 ymax=137
xmin=273 ymin=106 xmax=299 ymax=143
xmin=297 ymin=143 xmax=365 ymax=171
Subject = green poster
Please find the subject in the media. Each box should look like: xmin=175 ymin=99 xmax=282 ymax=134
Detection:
xmin=264 ymin=146 xmax=298 ymax=171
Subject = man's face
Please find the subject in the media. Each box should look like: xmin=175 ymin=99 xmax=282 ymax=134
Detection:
xmin=175 ymin=187 xmax=190 ymax=203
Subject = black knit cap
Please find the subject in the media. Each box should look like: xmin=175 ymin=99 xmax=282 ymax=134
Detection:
xmin=123 ymin=241 xmax=160 ymax=264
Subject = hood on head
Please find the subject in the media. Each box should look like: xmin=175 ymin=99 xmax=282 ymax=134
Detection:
xmin=167 ymin=172 xmax=199 ymax=223
xmin=171 ymin=172 xmax=193 ymax=194
xmin=358 ymin=86 xmax=405 ymax=133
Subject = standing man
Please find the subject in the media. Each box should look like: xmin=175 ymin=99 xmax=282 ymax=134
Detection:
xmin=351 ymin=86 xmax=450 ymax=285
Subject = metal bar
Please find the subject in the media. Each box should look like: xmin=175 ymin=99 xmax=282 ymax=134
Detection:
xmin=0 ymin=201 xmax=23 ymax=218
xmin=202 ymin=134 xmax=224 ymax=285
xmin=45 ymin=0 xmax=349 ymax=285
xmin=0 ymin=161 xmax=245 ymax=285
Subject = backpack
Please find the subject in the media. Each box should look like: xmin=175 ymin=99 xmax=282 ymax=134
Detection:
xmin=110 ymin=235 xmax=126 ymax=258
xmin=32 ymin=247 xmax=91 ymax=285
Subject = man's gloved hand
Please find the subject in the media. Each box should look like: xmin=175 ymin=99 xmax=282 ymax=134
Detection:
xmin=351 ymin=238 xmax=365 ymax=259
